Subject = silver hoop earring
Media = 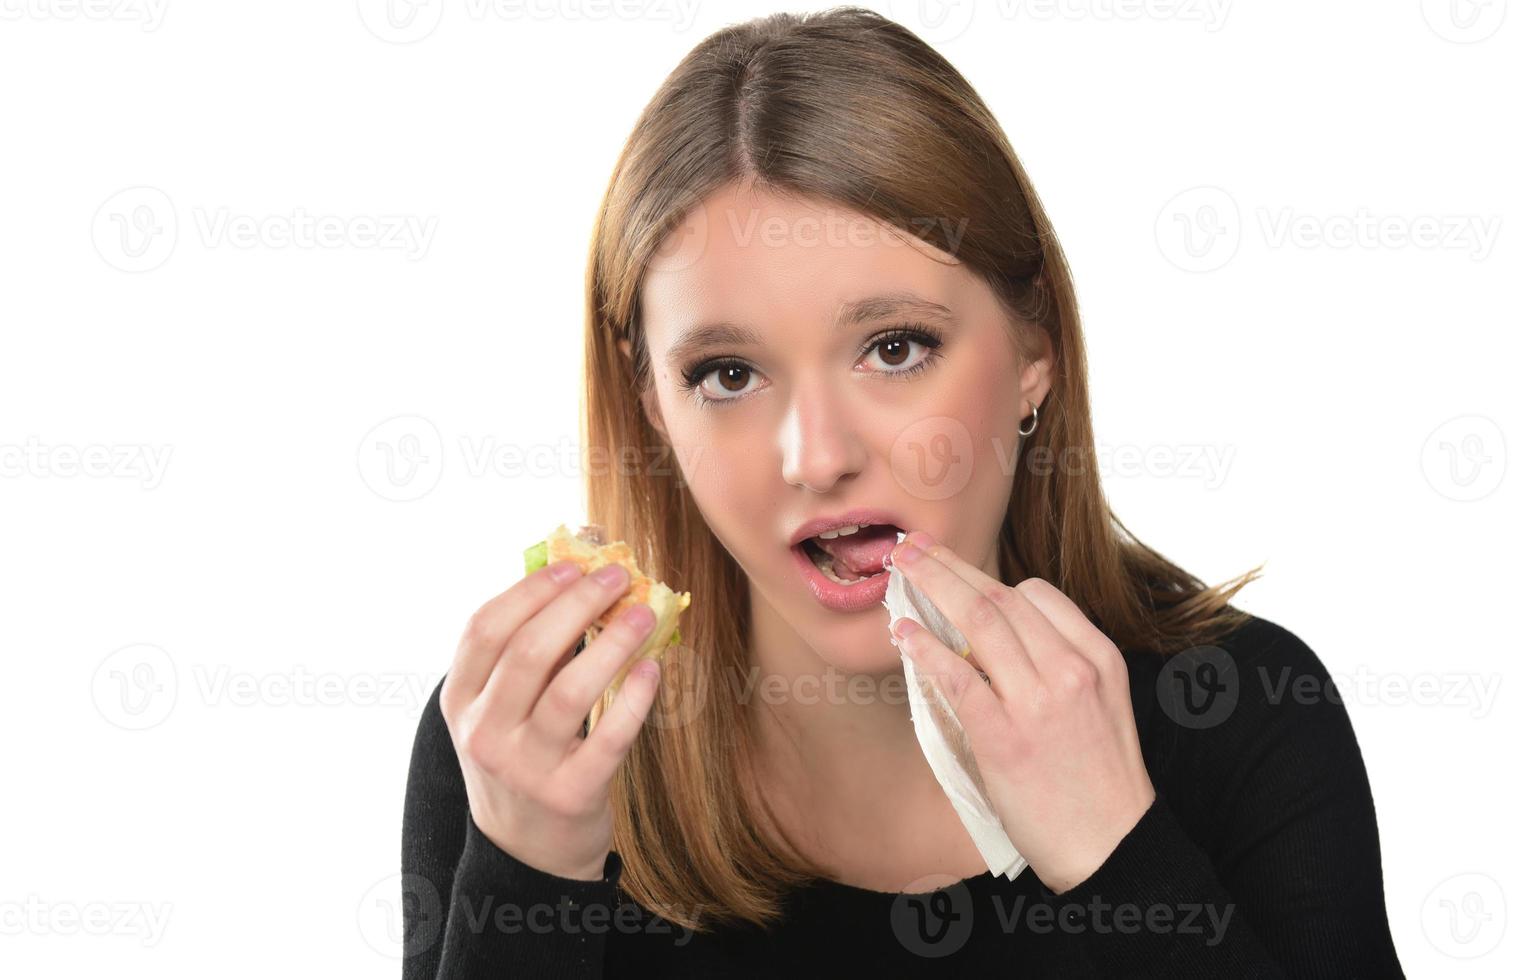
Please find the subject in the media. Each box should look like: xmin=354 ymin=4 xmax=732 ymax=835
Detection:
xmin=1018 ymin=402 xmax=1040 ymax=437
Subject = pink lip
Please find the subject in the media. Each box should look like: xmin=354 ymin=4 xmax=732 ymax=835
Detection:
xmin=787 ymin=508 xmax=909 ymax=548
xmin=790 ymin=541 xmax=893 ymax=612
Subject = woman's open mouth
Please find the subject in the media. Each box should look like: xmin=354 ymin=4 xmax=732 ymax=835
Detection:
xmin=790 ymin=521 xmax=901 ymax=612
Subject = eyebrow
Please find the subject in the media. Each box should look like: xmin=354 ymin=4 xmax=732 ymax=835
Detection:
xmin=664 ymin=292 xmax=957 ymax=366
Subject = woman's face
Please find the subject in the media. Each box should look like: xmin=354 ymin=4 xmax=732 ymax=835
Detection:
xmin=632 ymin=180 xmax=1051 ymax=674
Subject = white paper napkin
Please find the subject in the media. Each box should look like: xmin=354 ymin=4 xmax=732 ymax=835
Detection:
xmin=883 ymin=531 xmax=1028 ymax=882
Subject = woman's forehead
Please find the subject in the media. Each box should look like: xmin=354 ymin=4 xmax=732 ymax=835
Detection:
xmin=641 ymin=185 xmax=972 ymax=348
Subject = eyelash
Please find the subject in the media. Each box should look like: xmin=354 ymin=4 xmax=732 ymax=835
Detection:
xmin=676 ymin=323 xmax=946 ymax=408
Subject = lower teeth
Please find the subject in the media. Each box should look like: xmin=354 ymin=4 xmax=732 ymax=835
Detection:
xmin=811 ymin=549 xmax=880 ymax=586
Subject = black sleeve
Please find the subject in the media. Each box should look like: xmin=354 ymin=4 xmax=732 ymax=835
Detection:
xmin=401 ymin=677 xmax=624 ymax=979
xmin=1032 ymin=619 xmax=1405 ymax=978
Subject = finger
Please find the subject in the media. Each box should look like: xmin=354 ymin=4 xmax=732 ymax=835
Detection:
xmin=528 ymin=602 xmax=658 ymax=745
xmin=1012 ymin=576 xmax=1128 ymax=684
xmin=909 ymin=532 xmax=1107 ymax=659
xmin=889 ymin=534 xmax=1038 ymax=700
xmin=476 ymin=563 xmax=632 ymax=730
xmin=899 ymin=531 xmax=1075 ymax=679
xmin=561 ymin=655 xmax=662 ymax=790
xmin=893 ymin=532 xmax=1014 ymax=673
xmin=444 ymin=560 xmax=583 ymax=712
xmin=892 ymin=619 xmax=1008 ymax=748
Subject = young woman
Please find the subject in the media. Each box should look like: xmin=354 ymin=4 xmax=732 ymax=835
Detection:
xmin=403 ymin=9 xmax=1404 ymax=976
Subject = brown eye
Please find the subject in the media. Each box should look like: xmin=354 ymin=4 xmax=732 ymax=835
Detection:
xmin=688 ymin=360 xmax=764 ymax=403
xmin=717 ymin=364 xmax=750 ymax=392
xmin=877 ymin=338 xmax=910 ymax=367
xmin=860 ymin=331 xmax=938 ymax=375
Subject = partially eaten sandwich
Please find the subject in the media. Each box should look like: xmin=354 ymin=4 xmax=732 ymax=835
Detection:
xmin=523 ymin=523 xmax=691 ymax=702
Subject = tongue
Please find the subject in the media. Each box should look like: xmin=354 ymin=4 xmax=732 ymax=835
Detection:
xmin=811 ymin=524 xmax=900 ymax=576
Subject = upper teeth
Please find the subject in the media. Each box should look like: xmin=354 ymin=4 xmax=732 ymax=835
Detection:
xmin=817 ymin=522 xmax=868 ymax=540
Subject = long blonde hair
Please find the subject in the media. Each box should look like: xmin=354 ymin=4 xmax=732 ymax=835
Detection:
xmin=579 ymin=7 xmax=1261 ymax=931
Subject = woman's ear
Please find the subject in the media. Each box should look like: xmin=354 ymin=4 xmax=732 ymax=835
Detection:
xmin=1020 ymin=320 xmax=1055 ymax=413
xmin=618 ymin=338 xmax=670 ymax=441
xmin=642 ymin=390 xmax=670 ymax=442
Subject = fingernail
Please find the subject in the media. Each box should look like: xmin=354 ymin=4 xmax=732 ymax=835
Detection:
xmin=632 ymin=658 xmax=660 ymax=686
xmin=908 ymin=531 xmax=937 ymax=549
xmin=893 ymin=542 xmax=923 ymax=565
xmin=548 ymin=561 xmax=581 ymax=583
xmin=592 ymin=564 xmax=627 ymax=587
xmin=891 ymin=617 xmax=922 ymax=638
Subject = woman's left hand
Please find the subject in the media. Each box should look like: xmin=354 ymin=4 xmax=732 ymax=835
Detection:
xmin=887 ymin=531 xmax=1156 ymax=894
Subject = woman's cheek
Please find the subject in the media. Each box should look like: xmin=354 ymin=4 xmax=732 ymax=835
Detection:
xmin=886 ymin=358 xmax=1019 ymax=563
xmin=959 ymin=359 xmax=1025 ymax=566
xmin=882 ymin=363 xmax=1017 ymax=511
xmin=687 ymin=442 xmax=749 ymax=509
xmin=668 ymin=421 xmax=769 ymax=540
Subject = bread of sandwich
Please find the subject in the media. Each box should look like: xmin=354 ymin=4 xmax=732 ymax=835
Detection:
xmin=523 ymin=523 xmax=691 ymax=701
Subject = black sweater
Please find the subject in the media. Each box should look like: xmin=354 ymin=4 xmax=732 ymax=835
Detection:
xmin=401 ymin=613 xmax=1405 ymax=977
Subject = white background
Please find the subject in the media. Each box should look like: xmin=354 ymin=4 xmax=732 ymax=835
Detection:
xmin=1 ymin=0 xmax=1513 ymax=976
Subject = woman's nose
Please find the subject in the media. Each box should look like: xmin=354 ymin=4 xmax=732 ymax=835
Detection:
xmin=779 ymin=384 xmax=867 ymax=494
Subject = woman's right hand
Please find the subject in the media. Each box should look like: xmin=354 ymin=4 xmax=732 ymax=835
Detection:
xmin=440 ymin=559 xmax=662 ymax=881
